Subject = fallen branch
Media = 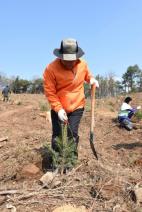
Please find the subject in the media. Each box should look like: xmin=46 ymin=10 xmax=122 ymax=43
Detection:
xmin=67 ymin=163 xmax=83 ymax=176
xmin=65 ymin=160 xmax=90 ymax=178
xmin=18 ymin=192 xmax=38 ymax=200
xmin=0 ymin=137 xmax=8 ymax=142
xmin=0 ymin=190 xmax=22 ymax=195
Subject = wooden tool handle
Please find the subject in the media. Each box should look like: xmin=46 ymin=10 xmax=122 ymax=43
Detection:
xmin=90 ymin=84 xmax=96 ymax=132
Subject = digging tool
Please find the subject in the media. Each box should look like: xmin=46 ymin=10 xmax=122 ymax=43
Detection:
xmin=90 ymin=84 xmax=98 ymax=160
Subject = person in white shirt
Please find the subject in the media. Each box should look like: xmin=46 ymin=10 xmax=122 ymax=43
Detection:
xmin=118 ymin=96 xmax=141 ymax=130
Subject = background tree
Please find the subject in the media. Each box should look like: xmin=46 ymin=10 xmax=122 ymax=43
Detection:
xmin=0 ymin=72 xmax=11 ymax=88
xmin=84 ymin=83 xmax=90 ymax=98
xmin=115 ymin=80 xmax=124 ymax=94
xmin=137 ymin=71 xmax=142 ymax=92
xmin=11 ymin=77 xmax=30 ymax=93
xmin=32 ymin=78 xmax=43 ymax=93
xmin=1 ymin=64 xmax=142 ymax=96
xmin=122 ymin=65 xmax=141 ymax=92
xmin=95 ymin=75 xmax=108 ymax=98
xmin=107 ymin=72 xmax=116 ymax=96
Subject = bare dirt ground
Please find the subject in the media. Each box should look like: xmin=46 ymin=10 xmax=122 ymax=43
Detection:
xmin=0 ymin=93 xmax=142 ymax=212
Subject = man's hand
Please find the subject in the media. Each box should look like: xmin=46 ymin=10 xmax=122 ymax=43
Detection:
xmin=90 ymin=78 xmax=99 ymax=88
xmin=58 ymin=109 xmax=68 ymax=122
xmin=137 ymin=106 xmax=141 ymax=110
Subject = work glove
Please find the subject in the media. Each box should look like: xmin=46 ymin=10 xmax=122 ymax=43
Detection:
xmin=58 ymin=109 xmax=68 ymax=122
xmin=90 ymin=78 xmax=99 ymax=88
xmin=137 ymin=106 xmax=141 ymax=110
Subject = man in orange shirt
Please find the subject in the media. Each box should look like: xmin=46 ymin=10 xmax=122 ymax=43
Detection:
xmin=43 ymin=38 xmax=99 ymax=155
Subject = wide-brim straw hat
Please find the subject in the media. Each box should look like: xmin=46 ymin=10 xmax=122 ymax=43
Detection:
xmin=53 ymin=38 xmax=85 ymax=61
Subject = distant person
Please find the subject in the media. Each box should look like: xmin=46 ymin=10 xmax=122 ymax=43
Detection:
xmin=118 ymin=96 xmax=141 ymax=130
xmin=2 ymin=85 xmax=11 ymax=102
xmin=43 ymin=38 xmax=99 ymax=156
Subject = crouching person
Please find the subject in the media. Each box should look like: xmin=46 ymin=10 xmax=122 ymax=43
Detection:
xmin=118 ymin=96 xmax=141 ymax=130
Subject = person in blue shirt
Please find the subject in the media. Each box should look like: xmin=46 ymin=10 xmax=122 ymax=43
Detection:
xmin=118 ymin=96 xmax=141 ymax=130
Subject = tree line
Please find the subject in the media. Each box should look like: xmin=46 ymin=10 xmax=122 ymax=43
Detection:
xmin=0 ymin=64 xmax=142 ymax=97
xmin=86 ymin=64 xmax=142 ymax=98
xmin=0 ymin=75 xmax=43 ymax=94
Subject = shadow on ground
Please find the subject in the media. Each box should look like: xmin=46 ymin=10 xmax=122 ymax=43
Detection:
xmin=112 ymin=142 xmax=142 ymax=150
xmin=34 ymin=147 xmax=54 ymax=172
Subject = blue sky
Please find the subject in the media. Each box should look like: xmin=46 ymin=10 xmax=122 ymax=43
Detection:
xmin=0 ymin=0 xmax=142 ymax=80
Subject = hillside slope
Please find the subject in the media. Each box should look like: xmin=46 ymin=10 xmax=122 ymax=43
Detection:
xmin=0 ymin=93 xmax=142 ymax=211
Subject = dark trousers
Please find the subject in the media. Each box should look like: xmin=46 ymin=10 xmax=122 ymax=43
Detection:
xmin=3 ymin=95 xmax=9 ymax=101
xmin=51 ymin=108 xmax=84 ymax=151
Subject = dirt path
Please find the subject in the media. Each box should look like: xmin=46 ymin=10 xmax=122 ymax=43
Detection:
xmin=0 ymin=105 xmax=33 ymax=118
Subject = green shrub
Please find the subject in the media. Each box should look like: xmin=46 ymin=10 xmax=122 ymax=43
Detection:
xmin=110 ymin=107 xmax=115 ymax=112
xmin=39 ymin=102 xmax=49 ymax=111
xmin=108 ymin=101 xmax=114 ymax=107
xmin=135 ymin=110 xmax=142 ymax=120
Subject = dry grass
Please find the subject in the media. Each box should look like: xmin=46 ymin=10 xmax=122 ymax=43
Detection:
xmin=0 ymin=93 xmax=142 ymax=211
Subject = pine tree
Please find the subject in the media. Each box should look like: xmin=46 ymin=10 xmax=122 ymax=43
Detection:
xmin=43 ymin=123 xmax=78 ymax=174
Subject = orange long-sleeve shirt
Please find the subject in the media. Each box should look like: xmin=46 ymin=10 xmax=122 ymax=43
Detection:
xmin=43 ymin=58 xmax=93 ymax=113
